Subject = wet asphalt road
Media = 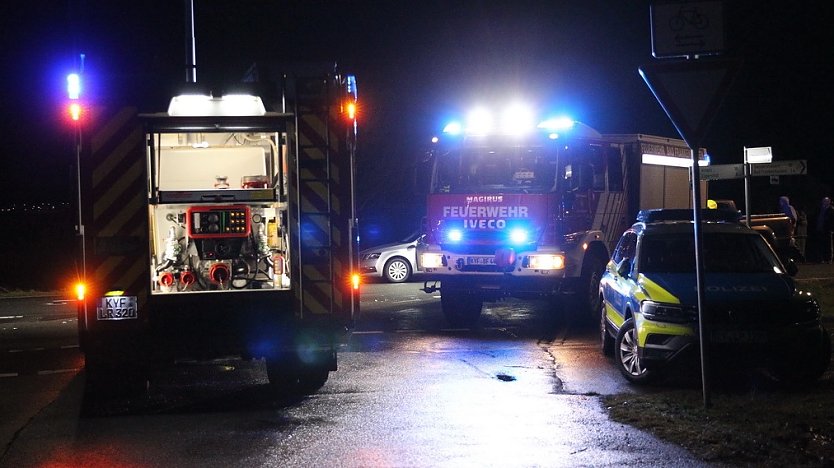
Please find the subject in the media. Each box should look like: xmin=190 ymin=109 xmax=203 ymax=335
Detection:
xmin=0 ymin=281 xmax=724 ymax=467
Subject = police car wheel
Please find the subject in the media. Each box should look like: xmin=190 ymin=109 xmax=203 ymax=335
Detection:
xmin=384 ymin=257 xmax=412 ymax=283
xmin=600 ymin=299 xmax=614 ymax=356
xmin=615 ymin=318 xmax=657 ymax=384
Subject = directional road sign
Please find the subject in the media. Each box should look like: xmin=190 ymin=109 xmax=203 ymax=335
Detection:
xmin=749 ymin=159 xmax=807 ymax=177
xmin=699 ymin=163 xmax=744 ymax=180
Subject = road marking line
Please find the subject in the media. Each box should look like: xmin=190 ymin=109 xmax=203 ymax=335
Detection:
xmin=0 ymin=373 xmax=19 ymax=378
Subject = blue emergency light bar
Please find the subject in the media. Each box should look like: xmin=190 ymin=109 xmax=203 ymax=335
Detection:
xmin=637 ymin=209 xmax=743 ymax=224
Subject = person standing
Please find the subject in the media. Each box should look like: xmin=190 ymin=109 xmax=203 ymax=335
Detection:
xmin=779 ymin=196 xmax=798 ymax=236
xmin=795 ymin=204 xmax=808 ymax=261
xmin=815 ymin=197 xmax=834 ymax=263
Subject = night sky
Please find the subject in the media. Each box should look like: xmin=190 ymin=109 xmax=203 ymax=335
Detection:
xmin=2 ymin=1 xmax=833 ymax=242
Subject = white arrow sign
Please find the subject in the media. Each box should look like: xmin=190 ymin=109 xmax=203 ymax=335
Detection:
xmin=749 ymin=160 xmax=807 ymax=177
xmin=699 ymin=163 xmax=744 ymax=180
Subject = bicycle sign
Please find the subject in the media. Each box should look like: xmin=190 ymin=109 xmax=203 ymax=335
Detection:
xmin=651 ymin=1 xmax=724 ymax=59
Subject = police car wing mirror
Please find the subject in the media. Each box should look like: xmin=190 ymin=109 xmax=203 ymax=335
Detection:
xmin=616 ymin=258 xmax=632 ymax=277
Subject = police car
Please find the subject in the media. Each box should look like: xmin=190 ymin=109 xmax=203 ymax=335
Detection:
xmin=599 ymin=209 xmax=831 ymax=384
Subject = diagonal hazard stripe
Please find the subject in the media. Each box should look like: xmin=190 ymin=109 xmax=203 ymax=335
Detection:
xmin=93 ymin=159 xmax=143 ymax=221
xmin=298 ymin=114 xmax=328 ymax=149
xmin=92 ymin=126 xmax=143 ymax=189
xmin=92 ymin=107 xmax=137 ymax=155
xmin=300 ymin=184 xmax=329 ymax=212
xmin=95 ymin=191 xmax=146 ymax=237
xmin=302 ymin=289 xmax=328 ymax=315
xmin=300 ymin=216 xmax=329 ymax=247
xmin=94 ymin=255 xmax=147 ymax=295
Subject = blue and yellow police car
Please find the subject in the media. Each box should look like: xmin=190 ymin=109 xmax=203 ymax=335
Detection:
xmin=599 ymin=209 xmax=831 ymax=384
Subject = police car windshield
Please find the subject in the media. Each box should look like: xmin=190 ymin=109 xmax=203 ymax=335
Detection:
xmin=640 ymin=232 xmax=780 ymax=274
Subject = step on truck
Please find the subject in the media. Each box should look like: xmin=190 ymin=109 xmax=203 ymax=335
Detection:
xmin=75 ymin=68 xmax=360 ymax=396
xmin=416 ymin=111 xmax=706 ymax=327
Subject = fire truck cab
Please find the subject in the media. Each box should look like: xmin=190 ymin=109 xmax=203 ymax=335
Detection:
xmin=418 ymin=110 xmax=704 ymax=327
xmin=76 ymin=69 xmax=359 ymax=396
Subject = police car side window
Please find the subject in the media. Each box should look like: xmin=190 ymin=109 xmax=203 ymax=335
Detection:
xmin=612 ymin=232 xmax=637 ymax=265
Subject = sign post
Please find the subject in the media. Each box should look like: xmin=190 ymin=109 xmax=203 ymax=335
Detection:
xmin=641 ymin=1 xmax=735 ymax=410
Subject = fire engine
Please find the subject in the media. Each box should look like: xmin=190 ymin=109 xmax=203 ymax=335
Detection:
xmin=417 ymin=106 xmax=706 ymax=326
xmin=74 ymin=68 xmax=359 ymax=395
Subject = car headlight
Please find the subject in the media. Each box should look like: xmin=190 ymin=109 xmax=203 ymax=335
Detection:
xmin=421 ymin=253 xmax=445 ymax=268
xmin=362 ymin=253 xmax=381 ymax=260
xmin=641 ymin=300 xmax=697 ymax=324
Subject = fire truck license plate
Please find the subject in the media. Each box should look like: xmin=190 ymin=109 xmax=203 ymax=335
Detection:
xmin=467 ymin=256 xmax=496 ymax=265
xmin=96 ymin=296 xmax=138 ymax=320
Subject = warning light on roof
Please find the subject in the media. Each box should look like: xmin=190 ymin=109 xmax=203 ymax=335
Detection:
xmin=67 ymin=73 xmax=81 ymax=100
xmin=69 ymin=103 xmax=82 ymax=121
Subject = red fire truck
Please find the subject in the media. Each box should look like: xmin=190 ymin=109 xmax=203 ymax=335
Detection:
xmin=74 ymin=69 xmax=359 ymax=395
xmin=417 ymin=108 xmax=705 ymax=326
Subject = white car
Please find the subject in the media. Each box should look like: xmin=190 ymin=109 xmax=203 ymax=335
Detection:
xmin=359 ymin=232 xmax=424 ymax=283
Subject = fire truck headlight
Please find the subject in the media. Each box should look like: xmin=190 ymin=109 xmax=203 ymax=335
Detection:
xmin=527 ymin=254 xmax=565 ymax=270
xmin=446 ymin=229 xmax=463 ymax=242
xmin=421 ymin=253 xmax=445 ymax=269
xmin=509 ymin=228 xmax=529 ymax=244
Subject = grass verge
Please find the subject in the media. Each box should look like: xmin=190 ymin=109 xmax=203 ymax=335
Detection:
xmin=602 ymin=278 xmax=834 ymax=466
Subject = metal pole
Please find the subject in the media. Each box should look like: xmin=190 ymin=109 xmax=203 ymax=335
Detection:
xmin=690 ymin=146 xmax=711 ymax=408
xmin=743 ymin=147 xmax=751 ymax=226
xmin=75 ymin=54 xmax=86 ymax=282
xmin=184 ymin=0 xmax=197 ymax=83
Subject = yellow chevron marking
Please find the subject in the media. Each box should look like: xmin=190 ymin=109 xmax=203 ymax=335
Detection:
xmin=91 ymin=107 xmax=137 ymax=154
xmin=93 ymin=158 xmax=143 ymax=220
xmin=302 ymin=265 xmax=328 ymax=282
xmin=300 ymin=182 xmax=328 ymax=211
xmin=299 ymin=146 xmax=325 ymax=162
xmin=97 ymin=192 xmax=146 ymax=237
xmin=92 ymin=126 xmax=143 ymax=187
xmin=94 ymin=256 xmax=145 ymax=294
xmin=302 ymin=290 xmax=329 ymax=315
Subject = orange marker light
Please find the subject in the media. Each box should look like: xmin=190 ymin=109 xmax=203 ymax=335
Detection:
xmin=69 ymin=103 xmax=81 ymax=121
xmin=74 ymin=282 xmax=86 ymax=301
xmin=346 ymin=102 xmax=357 ymax=120
xmin=351 ymin=273 xmax=361 ymax=290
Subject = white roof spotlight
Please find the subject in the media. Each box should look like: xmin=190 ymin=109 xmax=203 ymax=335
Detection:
xmin=501 ymin=102 xmax=535 ymax=135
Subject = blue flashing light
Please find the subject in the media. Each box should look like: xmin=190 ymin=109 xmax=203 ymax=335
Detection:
xmin=537 ymin=117 xmax=575 ymax=132
xmin=443 ymin=121 xmax=463 ymax=135
xmin=67 ymin=73 xmax=81 ymax=100
xmin=509 ymin=228 xmax=529 ymax=244
xmin=447 ymin=229 xmax=463 ymax=242
xmin=346 ymin=75 xmax=358 ymax=99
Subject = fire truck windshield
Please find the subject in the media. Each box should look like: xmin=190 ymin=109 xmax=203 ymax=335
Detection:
xmin=434 ymin=144 xmax=558 ymax=194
